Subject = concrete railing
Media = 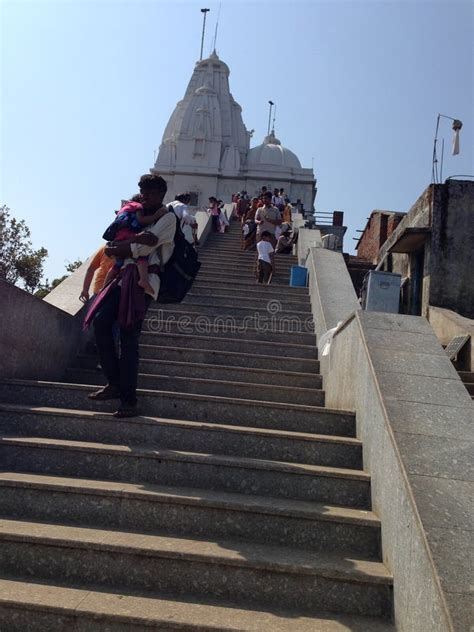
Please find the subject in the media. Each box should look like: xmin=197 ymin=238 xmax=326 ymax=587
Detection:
xmin=0 ymin=279 xmax=82 ymax=381
xmin=306 ymin=247 xmax=472 ymax=632
xmin=296 ymin=227 xmax=322 ymax=266
xmin=306 ymin=247 xmax=359 ymax=341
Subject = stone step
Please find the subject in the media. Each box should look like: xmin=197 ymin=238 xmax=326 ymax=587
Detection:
xmin=204 ymin=241 xmax=266 ymax=250
xmin=0 ymin=379 xmax=355 ymax=435
xmin=183 ymin=292 xmax=312 ymax=312
xmin=198 ymin=253 xmax=298 ymax=267
xmin=191 ymin=283 xmax=310 ymax=303
xmin=199 ymin=251 xmax=297 ymax=262
xmin=0 ymin=578 xmax=396 ymax=632
xmin=464 ymin=382 xmax=474 ymax=395
xmin=198 ymin=258 xmax=298 ymax=271
xmin=0 ymin=519 xmax=392 ymax=616
xmin=147 ymin=308 xmax=313 ymax=336
xmin=0 ymin=471 xmax=378 ymax=557
xmin=0 ymin=437 xmax=371 ymax=506
xmin=196 ymin=273 xmax=297 ymax=289
xmin=136 ymin=342 xmax=319 ymax=373
xmin=198 ymin=267 xmax=292 ymax=282
xmin=149 ymin=301 xmax=311 ymax=320
xmin=0 ymin=405 xmax=362 ymax=468
xmin=75 ymin=354 xmax=322 ymax=389
xmin=192 ymin=275 xmax=308 ymax=294
xmin=67 ymin=368 xmax=326 ymax=407
xmin=458 ymin=371 xmax=474 ymax=383
xmin=142 ymin=318 xmax=316 ymax=345
xmin=138 ymin=330 xmax=317 ymax=360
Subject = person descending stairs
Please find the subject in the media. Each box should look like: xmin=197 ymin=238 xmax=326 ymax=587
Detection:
xmin=0 ymin=220 xmax=395 ymax=630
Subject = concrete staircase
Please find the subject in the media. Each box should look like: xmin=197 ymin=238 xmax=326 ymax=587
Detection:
xmin=458 ymin=371 xmax=474 ymax=400
xmin=0 ymin=222 xmax=394 ymax=630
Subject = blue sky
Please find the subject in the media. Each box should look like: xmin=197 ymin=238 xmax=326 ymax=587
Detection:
xmin=1 ymin=0 xmax=472 ymax=281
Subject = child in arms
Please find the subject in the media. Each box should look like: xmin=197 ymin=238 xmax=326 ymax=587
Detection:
xmin=102 ymin=197 xmax=163 ymax=294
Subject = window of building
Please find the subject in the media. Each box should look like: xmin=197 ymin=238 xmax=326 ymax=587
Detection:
xmin=194 ymin=139 xmax=204 ymax=156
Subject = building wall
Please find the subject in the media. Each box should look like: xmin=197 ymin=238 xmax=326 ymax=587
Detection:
xmin=378 ymin=181 xmax=474 ymax=319
xmin=156 ymin=170 xmax=315 ymax=210
xmin=357 ymin=211 xmax=405 ymax=263
xmin=430 ymin=180 xmax=474 ymax=318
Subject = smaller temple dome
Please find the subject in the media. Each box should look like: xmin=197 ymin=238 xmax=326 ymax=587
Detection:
xmin=247 ymin=131 xmax=302 ymax=169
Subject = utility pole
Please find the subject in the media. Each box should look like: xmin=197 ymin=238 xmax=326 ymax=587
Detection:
xmin=200 ymin=8 xmax=210 ymax=60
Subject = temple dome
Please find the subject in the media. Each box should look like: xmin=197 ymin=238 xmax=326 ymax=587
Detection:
xmin=247 ymin=131 xmax=302 ymax=169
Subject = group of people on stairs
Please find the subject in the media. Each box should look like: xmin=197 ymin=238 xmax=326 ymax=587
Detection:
xmin=232 ymin=187 xmax=298 ymax=285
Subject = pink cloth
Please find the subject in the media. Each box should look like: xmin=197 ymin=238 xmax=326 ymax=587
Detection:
xmin=114 ymin=201 xmax=144 ymax=242
xmin=83 ymin=263 xmax=146 ymax=331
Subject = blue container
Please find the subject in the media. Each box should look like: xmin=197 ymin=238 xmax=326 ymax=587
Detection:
xmin=290 ymin=265 xmax=307 ymax=287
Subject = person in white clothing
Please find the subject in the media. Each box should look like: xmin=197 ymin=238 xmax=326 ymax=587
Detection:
xmin=169 ymin=193 xmax=199 ymax=246
xmin=256 ymin=231 xmax=274 ymax=285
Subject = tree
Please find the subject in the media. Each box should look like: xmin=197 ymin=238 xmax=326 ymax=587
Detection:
xmin=34 ymin=259 xmax=83 ymax=299
xmin=0 ymin=205 xmax=48 ymax=292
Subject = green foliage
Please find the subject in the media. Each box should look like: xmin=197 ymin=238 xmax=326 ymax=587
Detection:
xmin=34 ymin=260 xmax=83 ymax=299
xmin=0 ymin=204 xmax=48 ymax=292
xmin=65 ymin=259 xmax=83 ymax=274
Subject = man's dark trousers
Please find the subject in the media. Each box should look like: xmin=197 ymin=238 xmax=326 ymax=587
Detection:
xmin=93 ymin=286 xmax=152 ymax=406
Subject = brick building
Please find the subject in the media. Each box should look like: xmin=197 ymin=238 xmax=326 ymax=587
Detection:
xmin=355 ymin=210 xmax=405 ymax=264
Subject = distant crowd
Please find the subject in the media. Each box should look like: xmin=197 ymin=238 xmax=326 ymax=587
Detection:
xmin=231 ymin=186 xmax=298 ymax=285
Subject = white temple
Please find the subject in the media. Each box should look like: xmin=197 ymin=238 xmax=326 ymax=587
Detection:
xmin=152 ymin=52 xmax=316 ymax=211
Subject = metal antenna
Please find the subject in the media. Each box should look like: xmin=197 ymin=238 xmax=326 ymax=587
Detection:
xmin=200 ymin=8 xmax=210 ymax=61
xmin=271 ymin=104 xmax=277 ymax=133
xmin=267 ymin=101 xmax=274 ymax=136
xmin=212 ymin=3 xmax=222 ymax=53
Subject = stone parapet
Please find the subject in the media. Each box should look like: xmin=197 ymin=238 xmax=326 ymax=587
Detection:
xmin=306 ymin=244 xmax=473 ymax=631
xmin=306 ymin=247 xmax=359 ymax=341
xmin=0 ymin=279 xmax=82 ymax=381
xmin=323 ymin=310 xmax=472 ymax=632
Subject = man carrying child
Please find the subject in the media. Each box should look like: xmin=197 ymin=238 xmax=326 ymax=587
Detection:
xmin=86 ymin=174 xmax=175 ymax=418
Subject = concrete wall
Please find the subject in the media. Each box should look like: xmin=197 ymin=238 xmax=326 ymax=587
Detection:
xmin=0 ymin=279 xmax=82 ymax=381
xmin=324 ymin=311 xmax=472 ymax=632
xmin=296 ymin=227 xmax=322 ymax=266
xmin=307 ymin=246 xmax=473 ymax=631
xmin=430 ymin=180 xmax=474 ymax=318
xmin=305 ymin=247 xmax=359 ymax=341
xmin=429 ymin=305 xmax=474 ymax=371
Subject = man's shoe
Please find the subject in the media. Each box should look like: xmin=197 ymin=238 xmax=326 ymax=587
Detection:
xmin=88 ymin=385 xmax=120 ymax=401
xmin=113 ymin=403 xmax=139 ymax=418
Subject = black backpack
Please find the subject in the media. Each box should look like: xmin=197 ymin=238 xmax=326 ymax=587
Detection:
xmin=156 ymin=207 xmax=201 ymax=303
